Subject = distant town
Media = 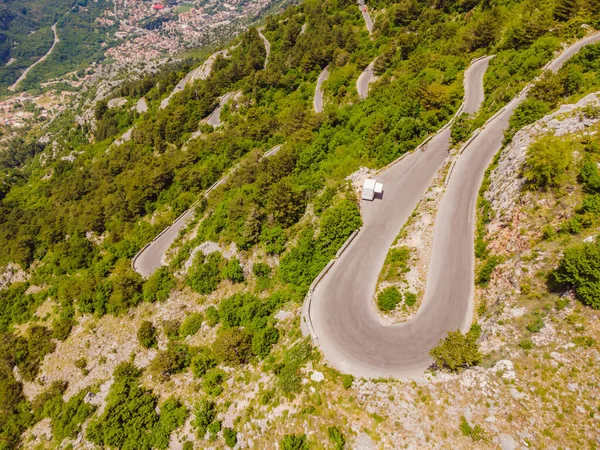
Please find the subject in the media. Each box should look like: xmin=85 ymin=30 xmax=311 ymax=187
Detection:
xmin=0 ymin=0 xmax=281 ymax=138
xmin=105 ymin=0 xmax=275 ymax=64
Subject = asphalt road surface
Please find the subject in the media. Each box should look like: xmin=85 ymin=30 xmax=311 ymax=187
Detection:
xmin=309 ymin=56 xmax=492 ymax=379
xmin=257 ymin=28 xmax=271 ymax=69
xmin=356 ymin=60 xmax=376 ymax=99
xmin=308 ymin=33 xmax=600 ymax=379
xmin=205 ymin=92 xmax=236 ymax=127
xmin=314 ymin=67 xmax=329 ymax=113
xmin=358 ymin=0 xmax=373 ymax=34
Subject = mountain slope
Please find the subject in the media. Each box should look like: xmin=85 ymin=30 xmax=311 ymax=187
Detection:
xmin=0 ymin=0 xmax=599 ymax=448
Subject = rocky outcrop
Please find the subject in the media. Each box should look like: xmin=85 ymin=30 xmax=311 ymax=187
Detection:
xmin=486 ymin=92 xmax=600 ymax=227
xmin=0 ymin=263 xmax=27 ymax=290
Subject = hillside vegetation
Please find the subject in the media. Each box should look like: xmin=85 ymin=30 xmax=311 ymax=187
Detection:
xmin=0 ymin=0 xmax=114 ymax=94
xmin=0 ymin=0 xmax=599 ymax=448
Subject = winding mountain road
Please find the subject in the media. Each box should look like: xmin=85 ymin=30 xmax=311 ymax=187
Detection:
xmin=9 ymin=23 xmax=60 ymax=92
xmin=358 ymin=0 xmax=373 ymax=34
xmin=204 ymin=91 xmax=236 ymax=127
xmin=314 ymin=66 xmax=329 ymax=113
xmin=307 ymin=34 xmax=600 ymax=379
xmin=356 ymin=59 xmax=376 ymax=99
xmin=257 ymin=27 xmax=271 ymax=69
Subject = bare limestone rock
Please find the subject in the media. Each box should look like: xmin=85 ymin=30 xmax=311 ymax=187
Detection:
xmin=0 ymin=263 xmax=27 ymax=290
xmin=487 ymin=92 xmax=600 ymax=227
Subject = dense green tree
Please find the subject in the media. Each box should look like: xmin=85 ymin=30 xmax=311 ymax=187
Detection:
xmin=222 ymin=258 xmax=245 ymax=283
xmin=143 ymin=267 xmax=176 ymax=303
xmin=317 ymin=199 xmax=362 ymax=256
xmin=429 ymin=325 xmax=481 ymax=372
xmin=87 ymin=363 xmax=187 ymax=449
xmin=523 ymin=136 xmax=572 ymax=190
xmin=554 ymin=239 xmax=600 ymax=309
xmin=554 ymin=0 xmax=578 ymax=21
xmin=179 ymin=313 xmax=204 ymax=337
xmin=137 ymin=320 xmax=158 ymax=349
xmin=148 ymin=342 xmax=191 ymax=379
xmin=190 ymin=347 xmax=218 ymax=378
xmin=187 ymin=252 xmax=224 ymax=294
xmin=281 ymin=434 xmax=309 ymax=450
xmin=212 ymin=327 xmax=253 ymax=365
xmin=252 ymin=326 xmax=280 ymax=358
xmin=106 ymin=261 xmax=144 ymax=315
xmin=193 ymin=399 xmax=216 ymax=438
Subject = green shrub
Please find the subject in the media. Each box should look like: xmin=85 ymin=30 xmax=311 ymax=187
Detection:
xmin=138 ymin=320 xmax=157 ymax=349
xmin=279 ymin=227 xmax=329 ymax=292
xmin=193 ymin=399 xmax=216 ymax=439
xmin=223 ymin=427 xmax=237 ymax=448
xmin=252 ymin=326 xmax=280 ymax=359
xmin=579 ymin=159 xmax=600 ymax=192
xmin=404 ymin=292 xmax=417 ymax=307
xmin=253 ymin=262 xmax=272 ymax=278
xmin=580 ymin=194 xmax=600 ymax=214
xmin=281 ymin=434 xmax=309 ymax=450
xmin=377 ymin=287 xmax=402 ymax=311
xmin=187 ymin=252 xmax=223 ymax=294
xmin=316 ymin=199 xmax=362 ymax=257
xmin=217 ymin=292 xmax=278 ymax=330
xmin=179 ymin=313 xmax=204 ymax=337
xmin=203 ymin=369 xmax=228 ymax=396
xmin=212 ymin=328 xmax=253 ymax=365
xmin=207 ymin=419 xmax=221 ymax=438
xmin=554 ymin=239 xmax=600 ymax=308
xmin=341 ymin=374 xmax=354 ymax=389
xmin=205 ymin=306 xmax=220 ymax=327
xmin=573 ymin=336 xmax=596 ymax=347
xmin=542 ymin=225 xmax=557 ymax=240
xmin=87 ymin=363 xmax=187 ymax=449
xmin=451 ymin=112 xmax=473 ymax=145
xmin=52 ymin=315 xmax=74 ymax=341
xmin=275 ymin=341 xmax=311 ymax=394
xmin=383 ymin=247 xmax=411 ymax=281
xmin=313 ymin=186 xmax=337 ymax=215
xmin=19 ymin=325 xmax=57 ymax=381
xmin=476 ymin=255 xmax=502 ymax=287
xmin=518 ymin=339 xmax=533 ymax=350
xmin=190 ymin=347 xmax=218 ymax=378
xmin=51 ymin=390 xmax=96 ymax=442
xmin=460 ymin=416 xmax=487 ymax=442
xmin=182 ymin=441 xmax=193 ymax=450
xmin=143 ymin=267 xmax=176 ymax=302
xmin=328 ymin=426 xmax=346 ymax=449
xmin=526 ymin=315 xmax=545 ymax=333
xmin=261 ymin=226 xmax=287 ymax=255
xmin=106 ymin=261 xmax=144 ymax=315
xmin=162 ymin=319 xmax=181 ymax=340
xmin=149 ymin=342 xmax=191 ymax=379
xmin=429 ymin=325 xmax=481 ymax=372
xmin=523 ymin=136 xmax=572 ymax=190
xmin=0 ymin=283 xmax=35 ymax=332
xmin=505 ymin=99 xmax=551 ymax=143
xmin=33 ymin=383 xmax=96 ymax=443
xmin=222 ymin=258 xmax=245 ymax=283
